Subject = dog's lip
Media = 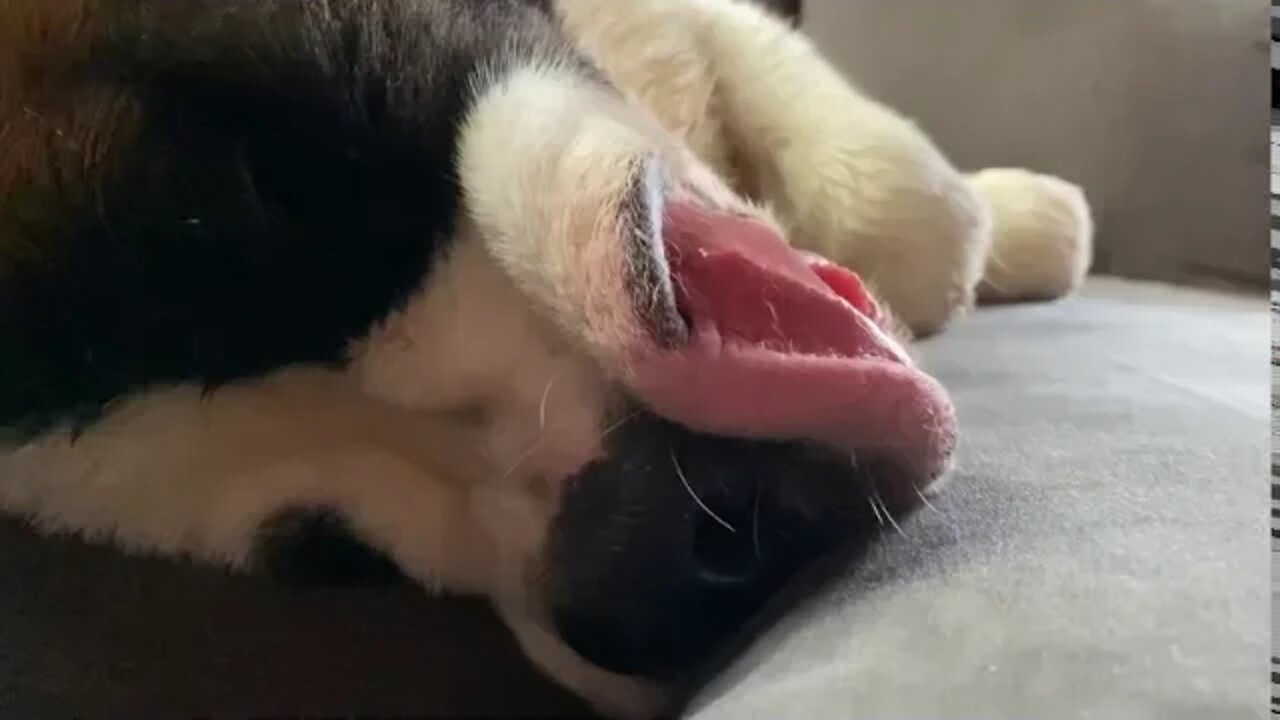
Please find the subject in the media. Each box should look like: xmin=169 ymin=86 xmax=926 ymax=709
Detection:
xmin=621 ymin=198 xmax=958 ymax=498
xmin=627 ymin=326 xmax=956 ymax=501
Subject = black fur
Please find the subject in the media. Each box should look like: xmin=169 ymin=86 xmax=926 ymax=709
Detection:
xmin=0 ymin=0 xmax=893 ymax=688
xmin=0 ymin=0 xmax=593 ymax=435
xmin=255 ymin=507 xmax=406 ymax=588
xmin=547 ymin=409 xmax=885 ymax=678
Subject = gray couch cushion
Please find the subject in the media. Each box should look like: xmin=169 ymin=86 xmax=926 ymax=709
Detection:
xmin=689 ymin=278 xmax=1268 ymax=719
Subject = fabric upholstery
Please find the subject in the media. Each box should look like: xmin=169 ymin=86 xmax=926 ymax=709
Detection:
xmin=689 ymin=278 xmax=1269 ymax=720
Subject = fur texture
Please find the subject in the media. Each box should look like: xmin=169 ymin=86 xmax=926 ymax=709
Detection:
xmin=560 ymin=0 xmax=1093 ymax=336
xmin=0 ymin=1 xmax=1092 ymax=718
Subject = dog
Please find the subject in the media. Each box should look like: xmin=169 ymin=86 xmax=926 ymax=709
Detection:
xmin=0 ymin=1 xmax=1092 ymax=717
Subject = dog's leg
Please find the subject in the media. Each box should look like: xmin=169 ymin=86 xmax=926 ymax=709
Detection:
xmin=0 ymin=0 xmax=607 ymax=598
xmin=966 ymin=168 xmax=1094 ymax=304
xmin=453 ymin=62 xmax=712 ymax=720
xmin=0 ymin=368 xmax=496 ymax=592
xmin=674 ymin=0 xmax=1094 ymax=324
xmin=457 ymin=58 xmax=748 ymax=361
xmin=663 ymin=0 xmax=990 ymax=336
xmin=1 ymin=367 xmax=665 ymax=720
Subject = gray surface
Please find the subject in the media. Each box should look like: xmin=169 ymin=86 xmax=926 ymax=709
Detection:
xmin=0 ymin=278 xmax=1268 ymax=718
xmin=803 ymin=0 xmax=1267 ymax=291
xmin=690 ymin=277 xmax=1269 ymax=719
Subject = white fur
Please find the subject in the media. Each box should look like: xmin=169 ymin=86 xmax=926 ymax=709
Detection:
xmin=459 ymin=62 xmax=669 ymax=359
xmin=0 ymin=239 xmax=598 ymax=596
xmin=0 ymin=215 xmax=664 ymax=717
xmin=0 ymin=367 xmax=486 ymax=586
xmin=968 ymin=168 xmax=1095 ymax=303
xmin=457 ymin=58 xmax=774 ymax=361
xmin=560 ymin=0 xmax=1093 ymax=337
xmin=0 ymin=61 xmax=683 ymax=717
xmin=0 ymin=3 xmax=1096 ymax=718
xmin=556 ymin=0 xmax=740 ymax=186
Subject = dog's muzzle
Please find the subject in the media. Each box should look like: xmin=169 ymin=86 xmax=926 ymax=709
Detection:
xmin=540 ymin=170 xmax=958 ymax=678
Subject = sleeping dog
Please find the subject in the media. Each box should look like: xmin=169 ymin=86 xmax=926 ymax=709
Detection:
xmin=0 ymin=0 xmax=1092 ymax=717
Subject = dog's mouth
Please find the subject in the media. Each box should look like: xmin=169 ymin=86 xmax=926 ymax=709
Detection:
xmin=524 ymin=162 xmax=961 ymax=682
xmin=621 ymin=191 xmax=957 ymax=505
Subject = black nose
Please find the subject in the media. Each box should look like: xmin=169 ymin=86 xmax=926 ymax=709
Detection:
xmin=546 ymin=411 xmax=893 ymax=678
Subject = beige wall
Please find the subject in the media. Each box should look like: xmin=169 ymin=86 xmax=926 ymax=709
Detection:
xmin=802 ymin=0 xmax=1268 ymax=289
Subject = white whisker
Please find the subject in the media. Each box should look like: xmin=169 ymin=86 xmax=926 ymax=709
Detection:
xmin=914 ymin=483 xmax=960 ymax=538
xmin=873 ymin=490 xmax=905 ymax=536
xmin=503 ymin=407 xmax=640 ymax=484
xmin=601 ymin=409 xmax=640 ymax=439
xmin=537 ymin=373 xmax=557 ymax=430
xmin=914 ymin=485 xmax=942 ymax=515
xmin=867 ymin=496 xmax=885 ymax=526
xmin=500 ymin=439 xmax=543 ymax=481
xmin=670 ymin=446 xmax=736 ymax=533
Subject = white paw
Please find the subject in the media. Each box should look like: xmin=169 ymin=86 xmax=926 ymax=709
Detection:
xmin=768 ymin=108 xmax=993 ymax=338
xmin=967 ymin=168 xmax=1094 ymax=303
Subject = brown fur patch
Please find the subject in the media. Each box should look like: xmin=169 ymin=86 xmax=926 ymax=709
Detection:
xmin=0 ymin=1 xmax=138 ymax=225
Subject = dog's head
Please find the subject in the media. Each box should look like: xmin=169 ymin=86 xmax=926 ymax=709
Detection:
xmin=0 ymin=5 xmax=956 ymax=709
xmin=347 ymin=113 xmax=956 ymax=685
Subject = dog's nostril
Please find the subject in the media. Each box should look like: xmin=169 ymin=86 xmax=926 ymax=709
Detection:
xmin=691 ymin=502 xmax=764 ymax=587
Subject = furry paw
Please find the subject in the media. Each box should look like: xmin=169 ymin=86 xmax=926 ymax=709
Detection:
xmin=967 ymin=168 xmax=1094 ymax=304
xmin=773 ymin=116 xmax=994 ymax=339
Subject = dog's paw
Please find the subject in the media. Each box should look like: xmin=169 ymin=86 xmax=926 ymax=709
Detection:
xmin=968 ymin=168 xmax=1094 ymax=304
xmin=746 ymin=92 xmax=992 ymax=339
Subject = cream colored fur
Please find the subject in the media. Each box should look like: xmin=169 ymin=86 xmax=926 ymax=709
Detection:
xmin=967 ymin=168 xmax=1095 ymax=303
xmin=0 ymin=3 xmax=1094 ymax=719
xmin=558 ymin=0 xmax=1094 ymax=337
xmin=0 ymin=60 xmax=702 ymax=720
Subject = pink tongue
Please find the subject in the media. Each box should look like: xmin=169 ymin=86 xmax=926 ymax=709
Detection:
xmin=626 ymin=201 xmax=957 ymax=495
